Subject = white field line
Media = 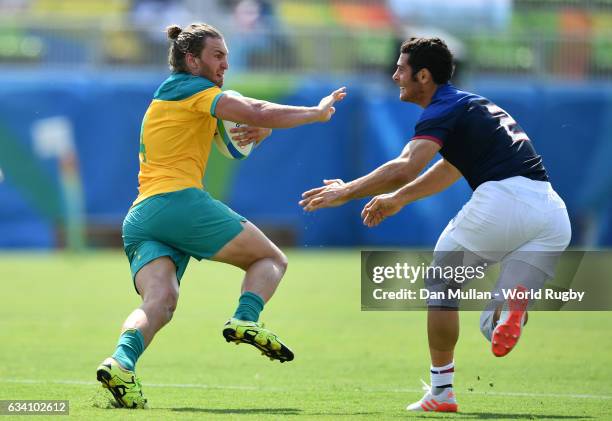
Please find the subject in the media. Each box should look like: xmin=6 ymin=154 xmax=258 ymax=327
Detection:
xmin=376 ymin=387 xmax=612 ymax=400
xmin=0 ymin=378 xmax=259 ymax=391
xmin=1 ymin=378 xmax=611 ymax=400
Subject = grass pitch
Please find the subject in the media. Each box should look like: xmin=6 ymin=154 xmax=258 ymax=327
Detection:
xmin=0 ymin=250 xmax=610 ymax=420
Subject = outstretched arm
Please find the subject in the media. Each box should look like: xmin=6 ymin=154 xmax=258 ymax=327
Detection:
xmin=214 ymin=87 xmax=346 ymax=129
xmin=361 ymin=158 xmax=462 ymax=227
xmin=396 ymin=158 xmax=462 ymax=203
xmin=300 ymin=139 xmax=440 ymax=211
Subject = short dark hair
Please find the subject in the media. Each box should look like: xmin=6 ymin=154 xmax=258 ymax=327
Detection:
xmin=166 ymin=23 xmax=223 ymax=73
xmin=400 ymin=38 xmax=453 ymax=84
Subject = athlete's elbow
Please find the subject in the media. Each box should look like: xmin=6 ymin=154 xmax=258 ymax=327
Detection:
xmin=391 ymin=160 xmax=418 ymax=186
xmin=390 ymin=171 xmax=413 ymax=188
xmin=254 ymin=109 xmax=285 ymax=128
xmin=229 ymin=101 xmax=273 ymax=127
xmin=238 ymin=103 xmax=267 ymax=127
xmin=238 ymin=101 xmax=287 ymax=128
xmin=259 ymin=107 xmax=311 ymax=129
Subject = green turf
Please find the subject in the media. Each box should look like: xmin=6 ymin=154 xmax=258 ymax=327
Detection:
xmin=0 ymin=250 xmax=610 ymax=420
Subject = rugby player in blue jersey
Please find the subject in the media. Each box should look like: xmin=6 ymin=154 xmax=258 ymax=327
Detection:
xmin=300 ymin=38 xmax=571 ymax=413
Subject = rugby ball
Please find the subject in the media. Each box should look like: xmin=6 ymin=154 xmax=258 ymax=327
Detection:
xmin=213 ymin=90 xmax=253 ymax=160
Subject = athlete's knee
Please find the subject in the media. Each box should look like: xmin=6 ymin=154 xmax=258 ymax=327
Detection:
xmin=140 ymin=268 xmax=179 ymax=322
xmin=147 ymin=287 xmax=179 ymax=323
xmin=251 ymin=249 xmax=287 ymax=278
xmin=274 ymin=251 xmax=288 ymax=275
xmin=161 ymin=288 xmax=179 ymax=314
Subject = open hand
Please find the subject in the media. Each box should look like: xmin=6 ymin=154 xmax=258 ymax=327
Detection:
xmin=317 ymin=87 xmax=347 ymax=122
xmin=300 ymin=179 xmax=349 ymax=211
xmin=361 ymin=193 xmax=404 ymax=227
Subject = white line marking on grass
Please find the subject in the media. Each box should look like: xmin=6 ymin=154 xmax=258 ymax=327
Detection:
xmin=0 ymin=378 xmax=260 ymax=391
xmin=370 ymin=387 xmax=612 ymax=400
xmin=1 ymin=378 xmax=611 ymax=400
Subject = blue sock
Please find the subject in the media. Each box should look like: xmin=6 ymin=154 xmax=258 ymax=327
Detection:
xmin=112 ymin=328 xmax=145 ymax=372
xmin=233 ymin=291 xmax=265 ymax=322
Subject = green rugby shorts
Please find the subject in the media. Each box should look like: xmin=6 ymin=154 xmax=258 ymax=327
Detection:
xmin=122 ymin=188 xmax=246 ymax=293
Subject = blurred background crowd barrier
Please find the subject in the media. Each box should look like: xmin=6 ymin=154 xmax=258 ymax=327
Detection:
xmin=0 ymin=0 xmax=610 ymax=78
xmin=0 ymin=0 xmax=611 ymax=250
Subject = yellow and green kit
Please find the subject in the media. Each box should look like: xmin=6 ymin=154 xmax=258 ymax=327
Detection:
xmin=123 ymin=72 xmax=245 ymax=288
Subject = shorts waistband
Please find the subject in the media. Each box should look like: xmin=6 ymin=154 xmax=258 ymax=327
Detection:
xmin=477 ymin=176 xmax=552 ymax=194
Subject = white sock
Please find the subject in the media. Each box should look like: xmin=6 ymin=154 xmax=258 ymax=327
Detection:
xmin=430 ymin=361 xmax=454 ymax=394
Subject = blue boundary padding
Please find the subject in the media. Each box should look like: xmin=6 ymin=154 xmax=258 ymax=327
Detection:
xmin=0 ymin=73 xmax=611 ymax=247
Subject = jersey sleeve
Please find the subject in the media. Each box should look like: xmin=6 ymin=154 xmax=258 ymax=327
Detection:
xmin=189 ymin=86 xmax=223 ymax=116
xmin=412 ymin=114 xmax=456 ymax=148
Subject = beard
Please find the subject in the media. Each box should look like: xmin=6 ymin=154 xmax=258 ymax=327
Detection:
xmin=198 ymin=65 xmax=223 ymax=88
xmin=400 ymin=85 xmax=425 ymax=103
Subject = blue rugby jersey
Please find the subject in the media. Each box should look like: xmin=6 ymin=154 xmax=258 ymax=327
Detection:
xmin=413 ymin=83 xmax=548 ymax=190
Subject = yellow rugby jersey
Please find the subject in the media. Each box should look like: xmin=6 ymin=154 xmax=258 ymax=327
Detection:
xmin=134 ymin=72 xmax=224 ymax=205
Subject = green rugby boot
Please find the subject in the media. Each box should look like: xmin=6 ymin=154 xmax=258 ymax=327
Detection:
xmin=96 ymin=358 xmax=148 ymax=409
xmin=222 ymin=318 xmax=294 ymax=363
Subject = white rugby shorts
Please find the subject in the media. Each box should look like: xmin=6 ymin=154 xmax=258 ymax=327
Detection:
xmin=434 ymin=176 xmax=571 ymax=277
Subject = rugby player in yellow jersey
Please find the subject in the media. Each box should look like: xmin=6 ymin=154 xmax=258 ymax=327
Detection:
xmin=96 ymin=23 xmax=346 ymax=408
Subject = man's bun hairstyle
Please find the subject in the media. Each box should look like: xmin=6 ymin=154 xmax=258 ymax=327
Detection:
xmin=166 ymin=25 xmax=182 ymax=41
xmin=166 ymin=23 xmax=223 ymax=72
